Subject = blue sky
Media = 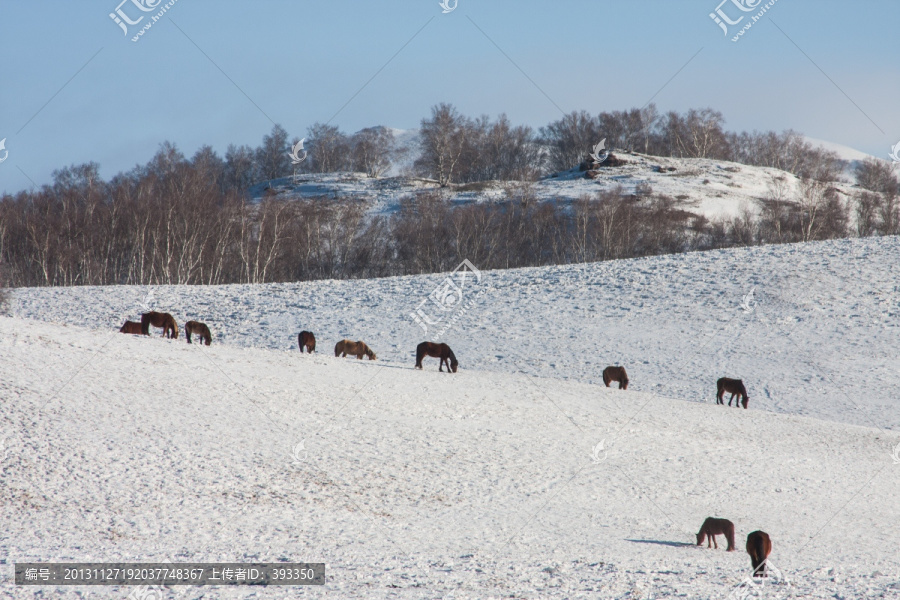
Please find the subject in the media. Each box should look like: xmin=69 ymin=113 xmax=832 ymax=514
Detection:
xmin=1 ymin=0 xmax=898 ymax=193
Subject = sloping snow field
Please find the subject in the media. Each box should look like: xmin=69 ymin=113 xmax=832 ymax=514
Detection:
xmin=3 ymin=236 xmax=900 ymax=598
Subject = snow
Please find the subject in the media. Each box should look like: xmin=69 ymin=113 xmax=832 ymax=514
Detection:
xmin=254 ymin=148 xmax=861 ymax=224
xmin=253 ymin=131 xmax=882 ymax=224
xmin=3 ymin=236 xmax=900 ymax=598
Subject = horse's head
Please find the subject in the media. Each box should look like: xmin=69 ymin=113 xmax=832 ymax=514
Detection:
xmin=741 ymin=396 xmax=748 ymax=409
xmin=696 ymin=532 xmax=705 ymax=546
xmin=367 ymin=349 xmax=377 ymax=360
xmin=450 ymin=359 xmax=459 ymax=373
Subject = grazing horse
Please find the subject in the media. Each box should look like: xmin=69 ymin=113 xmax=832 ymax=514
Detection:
xmin=602 ymin=366 xmax=629 ymax=389
xmin=415 ymin=341 xmax=458 ymax=373
xmin=119 ymin=320 xmax=145 ymax=335
xmin=141 ymin=311 xmax=179 ymax=339
xmin=717 ymin=377 xmax=749 ymax=409
xmin=298 ymin=331 xmax=316 ymax=353
xmin=185 ymin=321 xmax=212 ymax=346
xmin=696 ymin=517 xmax=736 ymax=551
xmin=334 ymin=339 xmax=376 ymax=360
xmin=746 ymin=531 xmax=772 ymax=577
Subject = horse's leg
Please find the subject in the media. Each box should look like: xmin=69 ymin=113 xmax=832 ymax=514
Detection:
xmin=187 ymin=330 xmax=192 ymax=344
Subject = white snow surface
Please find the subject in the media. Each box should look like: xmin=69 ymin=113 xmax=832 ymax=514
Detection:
xmin=255 ymin=137 xmax=875 ymax=223
xmin=4 ymin=237 xmax=900 ymax=598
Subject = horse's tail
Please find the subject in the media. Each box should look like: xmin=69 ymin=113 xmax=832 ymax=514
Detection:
xmin=749 ymin=533 xmax=767 ymax=575
xmin=335 ymin=341 xmax=342 ymax=357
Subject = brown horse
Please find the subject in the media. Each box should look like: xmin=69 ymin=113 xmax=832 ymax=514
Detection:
xmin=717 ymin=377 xmax=748 ymax=408
xmin=185 ymin=321 xmax=211 ymax=345
xmin=119 ymin=320 xmax=145 ymax=335
xmin=334 ymin=339 xmax=376 ymax=360
xmin=415 ymin=342 xmax=458 ymax=373
xmin=602 ymin=366 xmax=629 ymax=389
xmin=746 ymin=530 xmax=772 ymax=577
xmin=141 ymin=311 xmax=179 ymax=339
xmin=298 ymin=331 xmax=316 ymax=353
xmin=696 ymin=517 xmax=736 ymax=551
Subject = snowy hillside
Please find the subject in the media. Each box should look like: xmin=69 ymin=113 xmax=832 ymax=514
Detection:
xmin=12 ymin=236 xmax=900 ymax=432
xmin=804 ymin=136 xmax=884 ymax=184
xmin=254 ymin=134 xmax=878 ymax=222
xmin=5 ymin=236 xmax=900 ymax=598
xmin=2 ymin=316 xmax=898 ymax=599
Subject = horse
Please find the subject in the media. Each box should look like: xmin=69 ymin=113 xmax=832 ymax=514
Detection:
xmin=334 ymin=339 xmax=376 ymax=360
xmin=298 ymin=331 xmax=316 ymax=353
xmin=141 ymin=311 xmax=179 ymax=339
xmin=717 ymin=377 xmax=749 ymax=409
xmin=185 ymin=321 xmax=212 ymax=346
xmin=696 ymin=517 xmax=736 ymax=551
xmin=602 ymin=366 xmax=629 ymax=389
xmin=746 ymin=530 xmax=772 ymax=577
xmin=119 ymin=320 xmax=145 ymax=335
xmin=415 ymin=342 xmax=458 ymax=373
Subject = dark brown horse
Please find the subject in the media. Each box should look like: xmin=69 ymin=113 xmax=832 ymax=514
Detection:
xmin=185 ymin=321 xmax=211 ymax=345
xmin=602 ymin=366 xmax=629 ymax=389
xmin=696 ymin=517 xmax=735 ymax=551
xmin=141 ymin=311 xmax=179 ymax=339
xmin=717 ymin=377 xmax=748 ymax=409
xmin=119 ymin=320 xmax=145 ymax=335
xmin=298 ymin=331 xmax=316 ymax=353
xmin=746 ymin=530 xmax=772 ymax=577
xmin=335 ymin=339 xmax=376 ymax=360
xmin=415 ymin=342 xmax=458 ymax=373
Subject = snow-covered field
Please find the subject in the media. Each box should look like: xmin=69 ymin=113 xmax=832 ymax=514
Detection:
xmin=4 ymin=237 xmax=900 ymax=598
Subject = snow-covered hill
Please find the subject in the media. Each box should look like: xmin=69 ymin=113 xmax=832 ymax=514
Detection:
xmin=4 ymin=236 xmax=900 ymax=598
xmin=254 ymin=134 xmax=882 ymax=223
xmin=11 ymin=236 xmax=900 ymax=432
xmin=2 ymin=316 xmax=898 ymax=599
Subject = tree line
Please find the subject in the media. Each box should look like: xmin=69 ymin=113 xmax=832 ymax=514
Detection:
xmin=0 ymin=138 xmax=896 ymax=288
xmin=1 ymin=103 xmax=897 ymax=289
xmin=165 ymin=102 xmax=857 ymax=189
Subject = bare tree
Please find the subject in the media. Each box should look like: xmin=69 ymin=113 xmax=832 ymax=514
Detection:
xmin=255 ymin=125 xmax=291 ymax=181
xmin=351 ymin=126 xmax=395 ymax=178
xmin=539 ymin=110 xmax=599 ymax=172
xmin=415 ymin=103 xmax=470 ymax=186
xmin=306 ymin=123 xmax=352 ymax=173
